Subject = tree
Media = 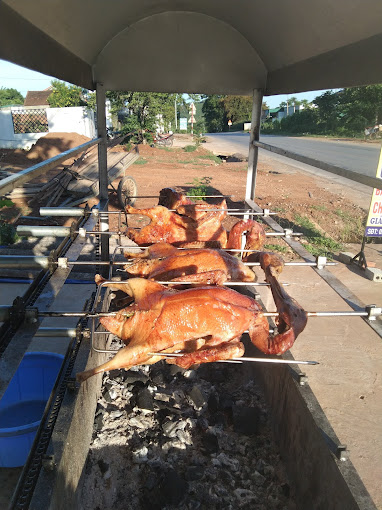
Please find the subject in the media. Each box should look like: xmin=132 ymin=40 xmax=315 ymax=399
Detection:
xmin=47 ymin=80 xmax=87 ymax=107
xmin=221 ymin=95 xmax=252 ymax=123
xmin=0 ymin=87 xmax=24 ymax=107
xmin=202 ymin=95 xmax=226 ymax=132
xmin=107 ymin=91 xmax=179 ymax=142
xmin=313 ymin=90 xmax=341 ymax=132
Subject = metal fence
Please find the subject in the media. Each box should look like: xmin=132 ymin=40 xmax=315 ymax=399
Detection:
xmin=11 ymin=108 xmax=49 ymax=134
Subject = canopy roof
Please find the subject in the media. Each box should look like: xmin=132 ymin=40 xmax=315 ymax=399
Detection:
xmin=1 ymin=1 xmax=382 ymax=96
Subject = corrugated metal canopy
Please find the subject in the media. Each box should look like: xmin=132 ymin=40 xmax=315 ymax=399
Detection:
xmin=1 ymin=0 xmax=382 ymax=95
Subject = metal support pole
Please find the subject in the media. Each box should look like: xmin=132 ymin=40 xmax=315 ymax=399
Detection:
xmin=96 ymin=82 xmax=109 ymax=270
xmin=245 ymin=88 xmax=264 ymax=202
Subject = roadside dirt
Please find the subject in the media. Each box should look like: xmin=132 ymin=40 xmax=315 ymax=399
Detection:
xmin=0 ymin=133 xmax=374 ymax=261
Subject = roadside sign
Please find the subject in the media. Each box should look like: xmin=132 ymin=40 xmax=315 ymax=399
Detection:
xmin=189 ymin=102 xmax=196 ymax=114
xmin=364 ymin=146 xmax=382 ymax=238
xmin=179 ymin=117 xmax=187 ymax=130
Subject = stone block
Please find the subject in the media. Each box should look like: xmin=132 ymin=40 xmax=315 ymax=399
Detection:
xmin=364 ymin=267 xmax=382 ymax=282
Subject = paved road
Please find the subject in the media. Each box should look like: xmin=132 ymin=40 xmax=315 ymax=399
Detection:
xmin=206 ymin=132 xmax=381 ymax=178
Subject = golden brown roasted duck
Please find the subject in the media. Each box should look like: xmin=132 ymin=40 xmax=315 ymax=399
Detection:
xmin=125 ymin=188 xmax=266 ymax=250
xmin=123 ymin=242 xmax=257 ymax=284
xmin=76 ymin=269 xmax=307 ymax=382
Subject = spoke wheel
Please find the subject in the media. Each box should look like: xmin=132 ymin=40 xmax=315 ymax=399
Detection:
xmin=117 ymin=176 xmax=137 ymax=209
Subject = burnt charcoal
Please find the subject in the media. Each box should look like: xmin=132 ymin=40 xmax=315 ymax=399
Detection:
xmin=169 ymin=364 xmax=186 ymax=377
xmin=232 ymin=405 xmax=260 ymax=436
xmin=160 ymin=469 xmax=188 ymax=505
xmin=97 ymin=459 xmax=109 ymax=475
xmin=201 ymin=431 xmax=219 ymax=454
xmin=123 ymin=371 xmax=149 ymax=385
xmin=188 ymin=385 xmax=207 ymax=409
xmin=108 ymin=369 xmax=124 ymax=382
xmin=93 ymin=413 xmax=103 ymax=431
xmin=186 ymin=465 xmax=205 ymax=481
xmin=137 ymin=388 xmax=154 ymax=410
xmin=209 ymin=411 xmax=228 ymax=428
xmin=220 ymin=396 xmax=234 ymax=411
xmin=196 ymin=416 xmax=209 ymax=431
xmin=208 ymin=392 xmax=219 ymax=413
xmin=103 ymin=387 xmax=117 ymax=403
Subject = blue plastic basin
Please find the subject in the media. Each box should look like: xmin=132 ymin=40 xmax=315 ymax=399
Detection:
xmin=0 ymin=352 xmax=64 ymax=467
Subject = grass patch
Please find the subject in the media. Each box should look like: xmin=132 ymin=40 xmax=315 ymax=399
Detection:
xmin=178 ymin=159 xmax=209 ymax=166
xmin=293 ymin=213 xmax=342 ymax=257
xmin=186 ymin=177 xmax=213 ymax=200
xmin=183 ymin=145 xmax=198 ymax=153
xmin=272 ymin=206 xmax=287 ymax=214
xmin=264 ymin=243 xmax=289 ymax=254
xmin=311 ymin=204 xmax=327 ymax=212
xmin=196 ymin=154 xmax=222 ymax=164
xmin=134 ymin=158 xmax=148 ymax=165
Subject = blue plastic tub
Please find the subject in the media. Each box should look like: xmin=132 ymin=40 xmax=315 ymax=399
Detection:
xmin=0 ymin=352 xmax=64 ymax=467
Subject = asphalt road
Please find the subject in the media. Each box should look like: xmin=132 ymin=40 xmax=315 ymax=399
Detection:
xmin=206 ymin=132 xmax=381 ymax=178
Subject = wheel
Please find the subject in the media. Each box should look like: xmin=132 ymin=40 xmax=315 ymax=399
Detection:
xmin=165 ymin=136 xmax=173 ymax=147
xmin=117 ymin=176 xmax=137 ymax=209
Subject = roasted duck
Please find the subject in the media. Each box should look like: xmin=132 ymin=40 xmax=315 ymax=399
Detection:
xmin=125 ymin=203 xmax=266 ymax=250
xmin=123 ymin=242 xmax=257 ymax=283
xmin=76 ymin=272 xmax=307 ymax=382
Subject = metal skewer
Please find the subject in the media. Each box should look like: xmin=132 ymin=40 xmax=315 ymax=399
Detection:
xmin=34 ymin=309 xmax=381 ymax=319
xmin=149 ymin=351 xmax=319 ymax=365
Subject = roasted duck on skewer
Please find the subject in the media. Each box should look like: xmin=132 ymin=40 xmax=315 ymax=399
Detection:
xmin=76 ymin=270 xmax=307 ymax=382
xmin=125 ymin=204 xmax=266 ymax=250
xmin=122 ymin=242 xmax=257 ymax=284
xmin=125 ymin=188 xmax=266 ymax=250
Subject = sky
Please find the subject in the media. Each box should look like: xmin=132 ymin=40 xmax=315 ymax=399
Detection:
xmin=0 ymin=59 xmax=331 ymax=108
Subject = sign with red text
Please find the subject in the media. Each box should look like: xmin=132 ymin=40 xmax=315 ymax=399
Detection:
xmin=365 ymin=147 xmax=382 ymax=237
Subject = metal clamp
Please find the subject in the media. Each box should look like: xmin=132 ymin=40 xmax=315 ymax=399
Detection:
xmin=263 ymin=208 xmax=270 ymax=217
xmin=48 ymin=250 xmax=58 ymax=272
xmin=67 ymin=377 xmax=80 ymax=391
xmin=284 ymin=228 xmax=293 ymax=237
xmin=78 ymin=227 xmax=87 ymax=238
xmin=336 ymin=444 xmax=349 ymax=461
xmin=58 ymin=257 xmax=68 ymax=269
xmin=365 ymin=304 xmax=382 ymax=321
xmin=316 ymin=256 xmax=327 ymax=269
xmin=42 ymin=454 xmax=56 ymax=471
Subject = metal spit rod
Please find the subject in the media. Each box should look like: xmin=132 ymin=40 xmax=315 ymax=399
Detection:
xmin=34 ymin=308 xmax=382 ymax=319
xmin=17 ymin=225 xmax=302 ymax=238
xmin=149 ymin=351 xmax=319 ymax=365
xmin=40 ymin=207 xmax=274 ymax=216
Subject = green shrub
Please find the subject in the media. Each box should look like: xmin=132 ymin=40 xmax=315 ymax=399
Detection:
xmin=183 ymin=145 xmax=198 ymax=152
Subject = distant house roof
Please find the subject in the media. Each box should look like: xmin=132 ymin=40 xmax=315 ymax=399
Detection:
xmin=268 ymin=107 xmax=283 ymax=114
xmin=24 ymin=87 xmax=53 ymax=107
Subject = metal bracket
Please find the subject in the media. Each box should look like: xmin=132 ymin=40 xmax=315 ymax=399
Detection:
xmin=365 ymin=304 xmax=382 ymax=321
xmin=284 ymin=228 xmax=293 ymax=238
xmin=67 ymin=377 xmax=80 ymax=391
xmin=70 ymin=221 xmax=78 ymax=240
xmin=78 ymin=227 xmax=87 ymax=238
xmin=24 ymin=307 xmax=39 ymax=323
xmin=48 ymin=250 xmax=58 ymax=273
xmin=9 ymin=296 xmax=27 ymax=328
xmin=42 ymin=454 xmax=56 ymax=471
xmin=336 ymin=444 xmax=349 ymax=461
xmin=57 ymin=257 xmax=68 ymax=269
xmin=316 ymin=256 xmax=327 ymax=269
xmin=263 ymin=208 xmax=270 ymax=217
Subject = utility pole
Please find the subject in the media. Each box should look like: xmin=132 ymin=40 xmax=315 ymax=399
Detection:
xmin=175 ymin=98 xmax=177 ymax=131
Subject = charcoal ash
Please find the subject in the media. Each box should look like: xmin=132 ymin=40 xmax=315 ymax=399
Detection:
xmin=81 ymin=359 xmax=297 ymax=510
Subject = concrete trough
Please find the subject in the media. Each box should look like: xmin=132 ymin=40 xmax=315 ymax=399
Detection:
xmin=25 ymin=327 xmax=377 ymax=510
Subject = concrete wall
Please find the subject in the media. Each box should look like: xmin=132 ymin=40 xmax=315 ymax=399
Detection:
xmin=0 ymin=106 xmax=96 ymax=149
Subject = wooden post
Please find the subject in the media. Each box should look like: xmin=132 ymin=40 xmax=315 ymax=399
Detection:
xmin=245 ymin=88 xmax=264 ymax=202
xmin=96 ymin=82 xmax=109 ymax=269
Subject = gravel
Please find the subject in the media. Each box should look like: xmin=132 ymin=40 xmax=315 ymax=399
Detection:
xmin=80 ymin=357 xmax=297 ymax=510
